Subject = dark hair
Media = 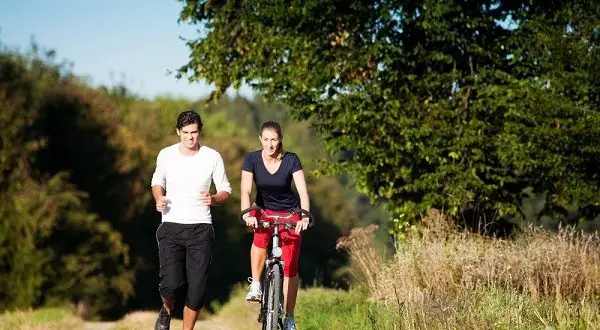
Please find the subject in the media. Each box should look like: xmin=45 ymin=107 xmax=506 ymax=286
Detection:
xmin=176 ymin=110 xmax=203 ymax=130
xmin=260 ymin=120 xmax=285 ymax=160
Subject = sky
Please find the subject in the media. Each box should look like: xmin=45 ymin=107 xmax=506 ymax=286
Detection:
xmin=0 ymin=0 xmax=253 ymax=100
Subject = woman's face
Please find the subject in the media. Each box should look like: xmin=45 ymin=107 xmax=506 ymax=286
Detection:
xmin=260 ymin=128 xmax=281 ymax=157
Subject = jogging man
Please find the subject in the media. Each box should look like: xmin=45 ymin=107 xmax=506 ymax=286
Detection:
xmin=151 ymin=110 xmax=231 ymax=330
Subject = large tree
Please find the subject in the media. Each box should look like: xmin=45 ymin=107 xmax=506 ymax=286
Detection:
xmin=178 ymin=0 xmax=600 ymax=231
xmin=0 ymin=47 xmax=133 ymax=316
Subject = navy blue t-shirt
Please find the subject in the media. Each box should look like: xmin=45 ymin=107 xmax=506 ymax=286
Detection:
xmin=242 ymin=151 xmax=303 ymax=211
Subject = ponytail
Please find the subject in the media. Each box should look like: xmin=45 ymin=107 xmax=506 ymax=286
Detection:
xmin=277 ymin=141 xmax=286 ymax=160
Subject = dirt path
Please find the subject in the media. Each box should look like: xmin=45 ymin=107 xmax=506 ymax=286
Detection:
xmin=81 ymin=295 xmax=259 ymax=330
xmin=83 ymin=321 xmax=117 ymax=330
xmin=83 ymin=317 xmax=233 ymax=330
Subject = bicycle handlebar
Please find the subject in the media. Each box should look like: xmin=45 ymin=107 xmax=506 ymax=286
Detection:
xmin=240 ymin=204 xmax=316 ymax=228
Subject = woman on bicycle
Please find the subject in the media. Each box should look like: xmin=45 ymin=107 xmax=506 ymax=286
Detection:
xmin=241 ymin=120 xmax=310 ymax=330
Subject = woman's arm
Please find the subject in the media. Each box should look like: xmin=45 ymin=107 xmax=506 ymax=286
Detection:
xmin=292 ymin=170 xmax=310 ymax=211
xmin=241 ymin=170 xmax=254 ymax=211
xmin=240 ymin=170 xmax=257 ymax=228
xmin=292 ymin=169 xmax=310 ymax=234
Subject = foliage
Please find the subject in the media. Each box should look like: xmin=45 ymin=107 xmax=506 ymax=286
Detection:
xmin=178 ymin=0 xmax=600 ymax=231
xmin=0 ymin=47 xmax=133 ymax=316
xmin=0 ymin=36 xmax=386 ymax=317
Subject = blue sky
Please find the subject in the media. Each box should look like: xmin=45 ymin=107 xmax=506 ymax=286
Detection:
xmin=0 ymin=0 xmax=253 ymax=100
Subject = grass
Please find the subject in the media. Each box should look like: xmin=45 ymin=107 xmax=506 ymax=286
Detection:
xmin=204 ymin=285 xmax=261 ymax=330
xmin=295 ymin=287 xmax=399 ymax=330
xmin=0 ymin=306 xmax=83 ymax=330
xmin=193 ymin=285 xmax=397 ymax=330
xmin=338 ymin=209 xmax=600 ymax=329
xmin=6 ymin=209 xmax=600 ymax=330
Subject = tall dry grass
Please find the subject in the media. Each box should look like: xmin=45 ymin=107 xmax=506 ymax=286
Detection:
xmin=337 ymin=209 xmax=600 ymax=329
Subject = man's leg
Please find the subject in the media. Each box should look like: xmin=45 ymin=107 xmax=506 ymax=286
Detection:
xmin=161 ymin=296 xmax=175 ymax=313
xmin=183 ymin=305 xmax=200 ymax=330
xmin=155 ymin=223 xmax=187 ymax=330
xmin=183 ymin=223 xmax=214 ymax=330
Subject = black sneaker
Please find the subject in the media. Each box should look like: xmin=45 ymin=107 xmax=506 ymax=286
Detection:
xmin=154 ymin=305 xmax=171 ymax=330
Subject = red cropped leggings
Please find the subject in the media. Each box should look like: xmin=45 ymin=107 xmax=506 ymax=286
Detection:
xmin=250 ymin=208 xmax=302 ymax=277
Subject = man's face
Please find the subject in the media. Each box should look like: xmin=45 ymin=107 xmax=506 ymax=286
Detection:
xmin=177 ymin=123 xmax=200 ymax=150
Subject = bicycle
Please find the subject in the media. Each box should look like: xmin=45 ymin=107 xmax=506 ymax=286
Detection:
xmin=240 ymin=204 xmax=315 ymax=330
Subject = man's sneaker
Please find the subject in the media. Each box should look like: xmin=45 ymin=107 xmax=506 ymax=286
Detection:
xmin=284 ymin=316 xmax=297 ymax=330
xmin=245 ymin=277 xmax=262 ymax=302
xmin=154 ymin=305 xmax=171 ymax=330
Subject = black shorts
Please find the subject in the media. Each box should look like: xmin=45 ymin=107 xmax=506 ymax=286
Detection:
xmin=156 ymin=222 xmax=214 ymax=310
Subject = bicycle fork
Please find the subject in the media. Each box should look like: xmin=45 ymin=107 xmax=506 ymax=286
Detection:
xmin=258 ymin=222 xmax=285 ymax=326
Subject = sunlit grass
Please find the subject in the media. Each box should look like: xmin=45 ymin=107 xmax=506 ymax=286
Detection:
xmin=0 ymin=307 xmax=83 ymax=330
xmin=340 ymin=210 xmax=600 ymax=329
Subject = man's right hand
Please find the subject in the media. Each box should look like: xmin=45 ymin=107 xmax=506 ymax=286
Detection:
xmin=244 ymin=216 xmax=258 ymax=228
xmin=156 ymin=196 xmax=167 ymax=213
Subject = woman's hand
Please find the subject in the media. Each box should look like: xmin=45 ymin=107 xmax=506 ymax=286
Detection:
xmin=244 ymin=216 xmax=258 ymax=228
xmin=294 ymin=217 xmax=309 ymax=235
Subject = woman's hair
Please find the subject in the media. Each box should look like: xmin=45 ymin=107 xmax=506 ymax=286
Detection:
xmin=176 ymin=110 xmax=203 ymax=130
xmin=260 ymin=120 xmax=286 ymax=160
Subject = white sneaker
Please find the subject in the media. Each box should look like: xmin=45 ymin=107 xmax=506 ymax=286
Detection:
xmin=245 ymin=278 xmax=262 ymax=302
xmin=284 ymin=316 xmax=297 ymax=330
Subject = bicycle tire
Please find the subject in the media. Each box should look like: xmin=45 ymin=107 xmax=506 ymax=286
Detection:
xmin=262 ymin=264 xmax=282 ymax=330
xmin=259 ymin=270 xmax=270 ymax=325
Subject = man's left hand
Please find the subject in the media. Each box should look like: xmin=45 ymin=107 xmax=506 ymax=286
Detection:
xmin=200 ymin=191 xmax=213 ymax=206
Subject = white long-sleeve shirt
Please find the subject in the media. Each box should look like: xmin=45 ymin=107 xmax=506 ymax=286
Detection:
xmin=151 ymin=143 xmax=232 ymax=224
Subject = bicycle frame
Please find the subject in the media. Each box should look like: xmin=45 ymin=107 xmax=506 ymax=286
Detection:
xmin=240 ymin=205 xmax=315 ymax=330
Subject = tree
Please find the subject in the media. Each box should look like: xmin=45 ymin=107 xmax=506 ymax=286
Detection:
xmin=0 ymin=47 xmax=133 ymax=316
xmin=177 ymin=0 xmax=600 ymax=231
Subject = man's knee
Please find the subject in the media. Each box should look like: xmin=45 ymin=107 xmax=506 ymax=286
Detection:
xmin=159 ymin=273 xmax=186 ymax=301
xmin=185 ymin=283 xmax=207 ymax=310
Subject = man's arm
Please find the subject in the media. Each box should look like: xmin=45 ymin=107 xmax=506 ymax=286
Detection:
xmin=152 ymin=185 xmax=167 ymax=212
xmin=210 ymin=152 xmax=232 ymax=206
xmin=152 ymin=185 xmax=166 ymax=202
xmin=210 ymin=191 xmax=231 ymax=206
xmin=151 ymin=150 xmax=168 ymax=212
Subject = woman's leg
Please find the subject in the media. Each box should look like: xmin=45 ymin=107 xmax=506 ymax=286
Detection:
xmin=250 ymin=209 xmax=270 ymax=281
xmin=250 ymin=243 xmax=267 ymax=280
xmin=283 ymin=275 xmax=299 ymax=314
xmin=281 ymin=225 xmax=302 ymax=315
xmin=247 ymin=221 xmax=272 ymax=301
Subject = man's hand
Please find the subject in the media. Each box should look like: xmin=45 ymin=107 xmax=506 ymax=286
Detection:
xmin=156 ymin=196 xmax=167 ymax=213
xmin=200 ymin=191 xmax=213 ymax=206
xmin=244 ymin=216 xmax=258 ymax=228
xmin=294 ymin=217 xmax=309 ymax=235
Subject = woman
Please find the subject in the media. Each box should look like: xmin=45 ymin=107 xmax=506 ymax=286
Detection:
xmin=241 ymin=120 xmax=310 ymax=330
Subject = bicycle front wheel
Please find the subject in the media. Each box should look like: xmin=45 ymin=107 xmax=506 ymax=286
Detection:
xmin=262 ymin=264 xmax=282 ymax=330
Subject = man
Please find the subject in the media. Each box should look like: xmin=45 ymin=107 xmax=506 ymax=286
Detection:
xmin=151 ymin=110 xmax=231 ymax=330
